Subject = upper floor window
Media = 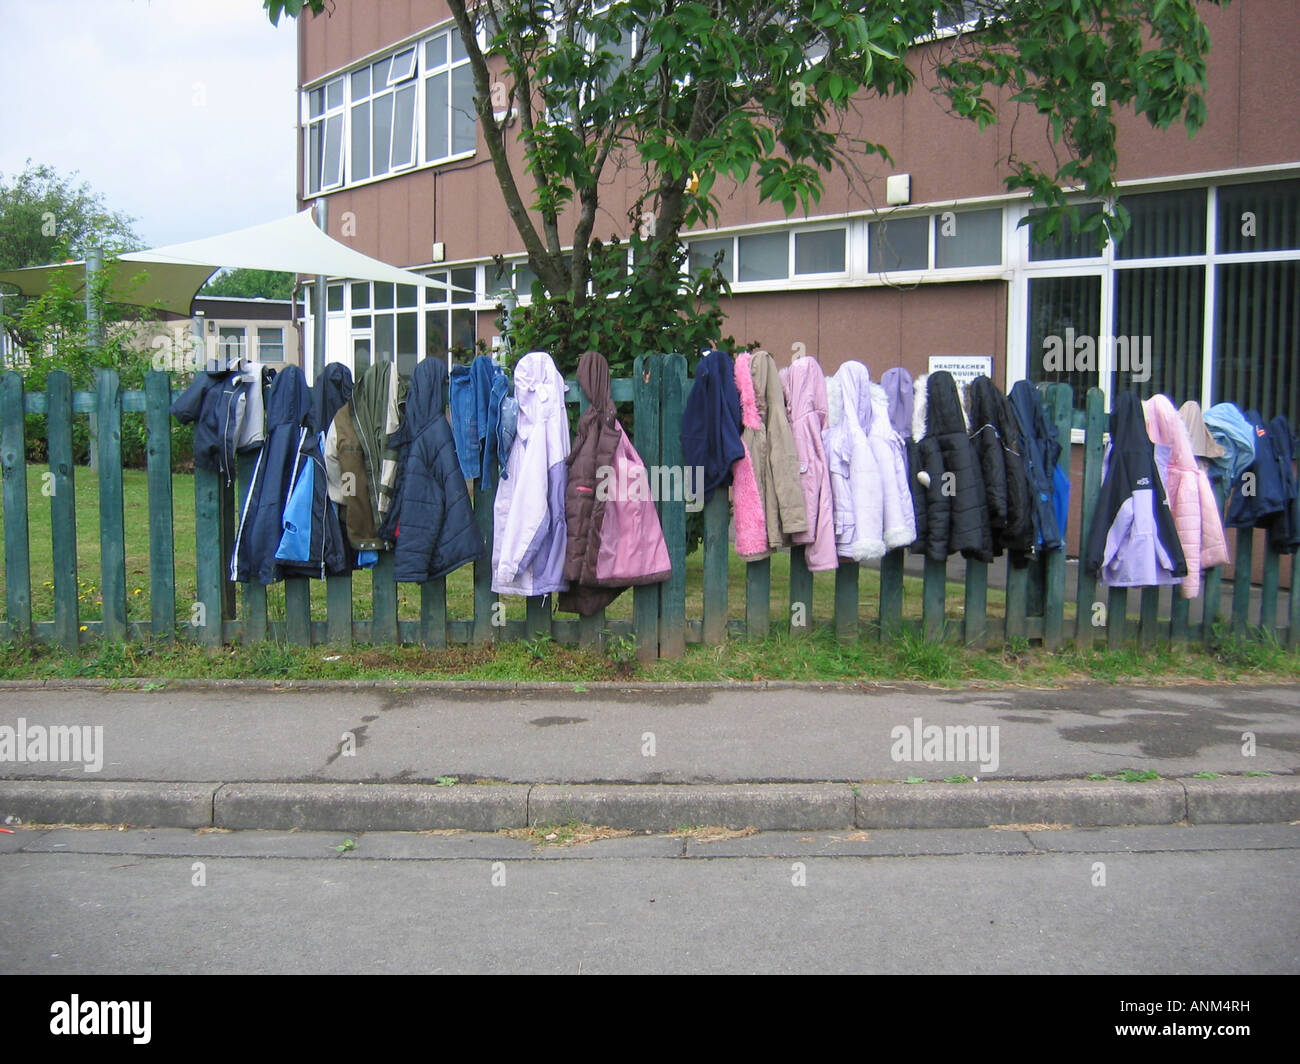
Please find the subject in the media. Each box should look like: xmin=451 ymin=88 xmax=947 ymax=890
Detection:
xmin=350 ymin=48 xmax=419 ymax=183
xmin=424 ymin=29 xmax=475 ymax=163
xmin=306 ymin=77 xmax=344 ymax=194
xmin=303 ymin=24 xmax=478 ymax=195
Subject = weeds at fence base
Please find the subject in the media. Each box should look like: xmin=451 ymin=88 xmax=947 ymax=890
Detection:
xmin=0 ymin=628 xmax=1297 ymax=685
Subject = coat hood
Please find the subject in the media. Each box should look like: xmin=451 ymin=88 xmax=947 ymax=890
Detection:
xmin=1203 ymin=401 xmax=1257 ymax=482
xmin=920 ymin=371 xmax=967 ymax=438
xmin=1143 ymin=394 xmax=1196 ymax=471
xmin=390 ymin=356 xmax=448 ymax=450
xmin=834 ymin=360 xmax=874 ymax=435
xmin=1178 ymin=400 xmax=1226 ymax=462
xmin=313 ymin=362 xmax=354 ymax=437
xmin=881 ymin=367 xmax=914 ymax=439
xmin=576 ymin=350 xmax=613 ymax=421
xmin=780 ymin=357 xmax=827 ymax=432
xmin=867 ymin=381 xmax=894 ymax=438
xmin=266 ymin=364 xmax=312 ymax=431
xmin=513 ymin=350 xmax=566 ymax=441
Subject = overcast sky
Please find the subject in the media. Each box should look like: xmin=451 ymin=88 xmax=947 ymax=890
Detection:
xmin=0 ymin=0 xmax=298 ymax=249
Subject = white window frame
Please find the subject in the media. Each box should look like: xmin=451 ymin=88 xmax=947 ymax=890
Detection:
xmin=304 ymin=76 xmax=345 ymax=194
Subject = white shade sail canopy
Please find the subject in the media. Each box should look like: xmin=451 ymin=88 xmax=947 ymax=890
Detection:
xmin=0 ymin=209 xmax=462 ymax=316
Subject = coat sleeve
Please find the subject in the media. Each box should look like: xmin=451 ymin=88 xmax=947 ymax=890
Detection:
xmin=919 ymin=437 xmax=950 ymax=561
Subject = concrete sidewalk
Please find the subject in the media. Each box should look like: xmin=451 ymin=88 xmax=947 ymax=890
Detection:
xmin=1 ymin=680 xmax=1297 ymax=831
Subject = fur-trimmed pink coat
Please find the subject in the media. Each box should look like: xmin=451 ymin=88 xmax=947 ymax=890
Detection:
xmin=731 ymin=352 xmax=771 ymax=559
xmin=1143 ymin=393 xmax=1230 ymax=599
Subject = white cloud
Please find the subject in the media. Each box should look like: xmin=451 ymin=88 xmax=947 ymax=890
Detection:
xmin=0 ymin=0 xmax=298 ymax=248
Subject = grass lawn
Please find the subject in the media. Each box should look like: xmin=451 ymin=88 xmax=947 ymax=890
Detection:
xmin=2 ymin=464 xmax=1003 ymax=630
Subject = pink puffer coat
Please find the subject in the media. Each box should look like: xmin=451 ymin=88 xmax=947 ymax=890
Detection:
xmin=1143 ymin=394 xmax=1230 ymax=598
xmin=731 ymin=352 xmax=769 ymax=559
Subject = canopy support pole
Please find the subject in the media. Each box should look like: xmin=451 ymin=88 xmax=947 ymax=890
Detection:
xmin=313 ymin=199 xmax=327 ymax=384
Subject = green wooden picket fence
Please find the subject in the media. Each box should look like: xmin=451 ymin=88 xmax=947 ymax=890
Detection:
xmin=1 ymin=359 xmax=1296 ymax=658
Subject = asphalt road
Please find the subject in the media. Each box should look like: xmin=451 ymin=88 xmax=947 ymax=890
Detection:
xmin=3 ymin=823 xmax=1296 ymax=974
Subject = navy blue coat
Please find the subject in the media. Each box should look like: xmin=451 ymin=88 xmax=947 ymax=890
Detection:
xmin=682 ymin=349 xmax=746 ymax=502
xmin=231 ymin=365 xmax=321 ymax=585
xmin=386 ymin=357 xmax=486 ymax=582
xmin=1009 ymin=380 xmax=1066 ymax=553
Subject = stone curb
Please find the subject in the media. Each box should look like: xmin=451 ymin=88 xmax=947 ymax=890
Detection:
xmin=1 ymin=777 xmax=1296 ymax=833
xmin=0 ymin=780 xmax=218 ymax=829
xmin=530 ymin=783 xmax=856 ymax=832
xmin=212 ymin=782 xmax=530 ymax=832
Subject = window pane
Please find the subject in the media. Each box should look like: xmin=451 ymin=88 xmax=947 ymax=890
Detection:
xmin=1216 ymin=178 xmax=1300 ymax=253
xmin=308 ymin=123 xmax=320 ymax=192
xmin=426 ymin=310 xmax=449 ymax=361
xmin=934 ymin=208 xmax=1002 ymax=268
xmin=1028 ymin=204 xmax=1105 ymax=260
xmin=353 ymin=337 xmax=371 ymax=377
xmin=451 ymin=63 xmax=476 ymax=154
xmin=451 ymin=28 xmax=468 ymax=62
xmin=1112 ymin=265 xmax=1204 ymax=402
xmin=323 ymin=114 xmax=343 ymax=186
xmin=257 ymin=327 xmax=285 ymax=360
xmin=689 ymin=237 xmax=732 ymax=280
xmin=451 ymin=267 xmax=477 ymax=304
xmin=372 ymin=56 xmax=391 ymax=87
xmin=350 ymin=103 xmax=370 ymax=181
xmin=426 ymin=32 xmax=448 ymax=70
xmin=389 ymin=48 xmax=416 ymax=84
xmin=738 ymin=232 xmax=788 ymax=281
xmin=1214 ymin=260 xmax=1300 ymax=427
xmin=372 ymin=91 xmax=393 ymax=175
xmin=397 ymin=283 xmax=417 ymax=308
xmin=869 ymin=216 xmax=928 ymax=272
xmin=350 ymin=282 xmax=370 ymax=309
xmin=1027 ymin=274 xmax=1102 ymax=410
xmin=451 ymin=308 xmax=477 ymax=356
xmin=325 ymin=77 xmax=342 ymax=110
xmin=391 ymin=83 xmax=416 ymax=168
xmin=794 ymin=228 xmax=846 ymax=274
xmin=1116 ymin=188 xmax=1206 ymax=260
xmin=396 ymin=312 xmax=418 ymax=378
xmin=425 ymin=70 xmax=449 ymax=161
xmin=309 ymin=87 xmax=324 ymax=117
xmin=374 ymin=313 xmax=396 ymax=362
xmin=375 ymin=283 xmax=395 ymax=310
xmin=515 ymin=261 xmax=539 ymax=296
xmin=351 ymin=67 xmax=369 ymax=99
xmin=327 ymin=283 xmax=344 ymax=312
xmin=352 ymin=315 xmax=371 ymax=329
xmin=218 ymin=327 xmax=246 ymax=360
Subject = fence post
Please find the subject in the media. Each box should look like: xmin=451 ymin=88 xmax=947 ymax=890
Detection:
xmin=658 ymin=354 xmax=688 ymax=656
xmin=371 ymin=550 xmax=398 ymax=645
xmin=879 ymin=549 xmax=904 ymax=641
xmin=472 ymin=472 xmax=497 ymax=644
xmin=0 ymin=371 xmax=31 ymax=639
xmin=632 ymin=354 xmax=661 ymax=660
xmin=144 ymin=371 xmax=176 ymax=642
xmin=746 ymin=557 xmax=771 ymax=639
xmin=834 ymin=560 xmax=859 ymax=644
xmin=1260 ymin=539 xmax=1280 ymax=637
xmin=96 ymin=368 xmax=128 ymax=642
xmin=1075 ymin=387 xmax=1105 ymax=647
xmin=964 ymin=558 xmax=987 ymax=648
xmin=1231 ymin=529 xmax=1253 ymax=635
xmin=922 ymin=555 xmax=946 ymax=643
xmin=789 ymin=544 xmax=813 ymax=636
xmin=702 ymin=488 xmax=729 ymax=645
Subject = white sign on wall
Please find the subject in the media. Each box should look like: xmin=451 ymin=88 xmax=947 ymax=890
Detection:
xmin=928 ymin=355 xmax=993 ymax=390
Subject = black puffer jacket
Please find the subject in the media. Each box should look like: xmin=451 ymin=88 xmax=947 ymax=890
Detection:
xmin=914 ymin=371 xmax=993 ymax=562
xmin=386 ymin=357 xmax=486 ymax=582
xmin=966 ymin=375 xmax=1034 ymax=566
